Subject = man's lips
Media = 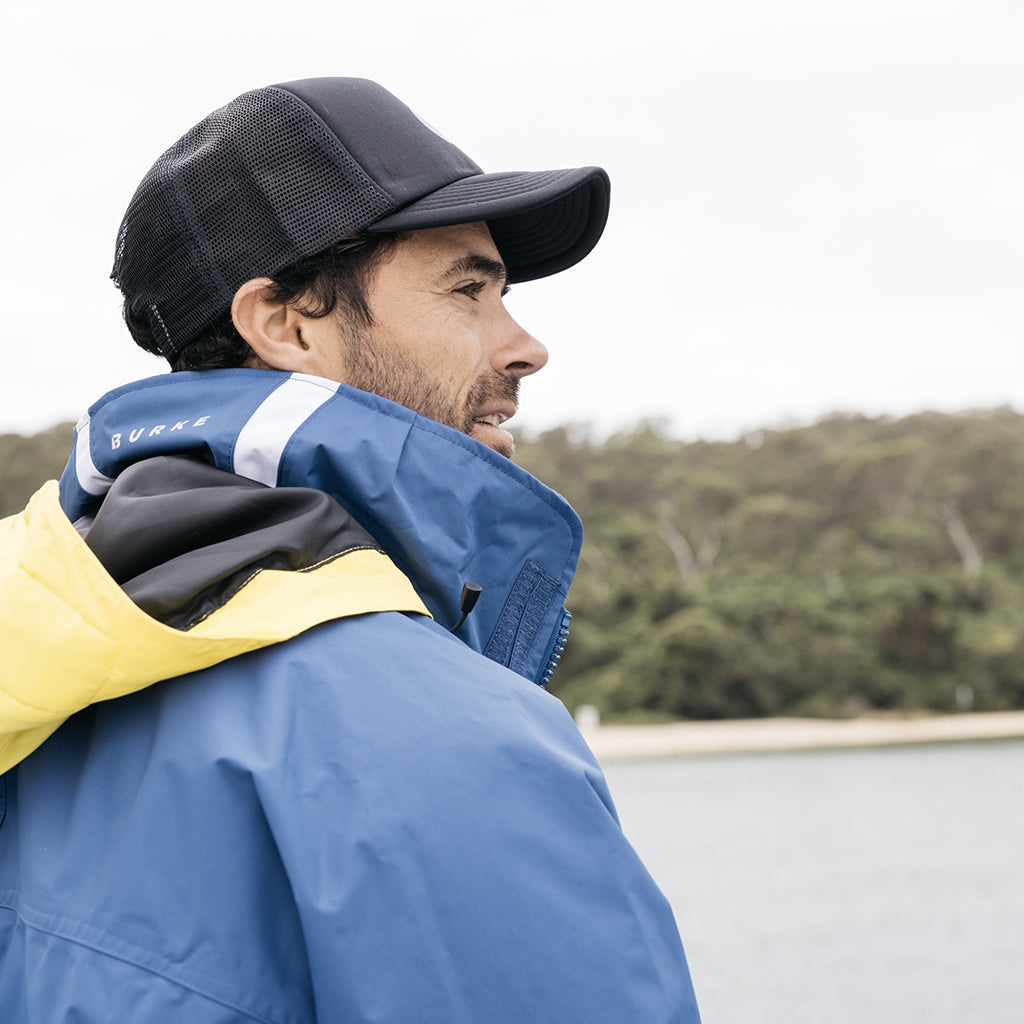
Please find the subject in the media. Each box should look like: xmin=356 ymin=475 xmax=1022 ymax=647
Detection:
xmin=470 ymin=405 xmax=517 ymax=455
xmin=473 ymin=411 xmax=511 ymax=428
xmin=465 ymin=374 xmax=520 ymax=454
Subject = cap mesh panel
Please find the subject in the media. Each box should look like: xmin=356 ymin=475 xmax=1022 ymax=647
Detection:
xmin=112 ymin=88 xmax=394 ymax=358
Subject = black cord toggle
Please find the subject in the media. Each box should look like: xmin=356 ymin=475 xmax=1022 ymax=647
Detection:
xmin=450 ymin=582 xmax=483 ymax=634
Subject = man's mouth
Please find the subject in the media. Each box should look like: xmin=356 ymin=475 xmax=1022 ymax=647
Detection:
xmin=464 ymin=374 xmax=521 ymax=457
xmin=470 ymin=406 xmax=517 ymax=457
xmin=473 ymin=412 xmax=510 ymax=428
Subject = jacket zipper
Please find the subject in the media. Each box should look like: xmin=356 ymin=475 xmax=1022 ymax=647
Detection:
xmin=538 ymin=607 xmax=572 ymax=687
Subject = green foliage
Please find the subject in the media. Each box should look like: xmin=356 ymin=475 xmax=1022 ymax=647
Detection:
xmin=515 ymin=409 xmax=1024 ymax=720
xmin=0 ymin=423 xmax=74 ymax=517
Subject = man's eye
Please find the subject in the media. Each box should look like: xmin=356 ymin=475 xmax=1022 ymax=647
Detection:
xmin=455 ymin=281 xmax=486 ymax=299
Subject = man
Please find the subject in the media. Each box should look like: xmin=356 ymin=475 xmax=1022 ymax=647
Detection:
xmin=0 ymin=78 xmax=701 ymax=1021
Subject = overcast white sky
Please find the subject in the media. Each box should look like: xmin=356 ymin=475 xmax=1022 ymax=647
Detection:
xmin=3 ymin=0 xmax=1022 ymax=441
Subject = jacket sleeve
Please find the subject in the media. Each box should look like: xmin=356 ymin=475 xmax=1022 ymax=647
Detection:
xmin=247 ymin=612 xmax=701 ymax=1024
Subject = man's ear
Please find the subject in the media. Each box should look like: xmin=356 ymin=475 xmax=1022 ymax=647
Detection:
xmin=231 ymin=278 xmax=312 ymax=372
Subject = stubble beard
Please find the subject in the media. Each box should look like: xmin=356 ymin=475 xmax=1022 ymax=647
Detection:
xmin=341 ymin=327 xmax=521 ymax=458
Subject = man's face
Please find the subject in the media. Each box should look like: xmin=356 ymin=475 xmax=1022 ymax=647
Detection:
xmin=305 ymin=222 xmax=548 ymax=458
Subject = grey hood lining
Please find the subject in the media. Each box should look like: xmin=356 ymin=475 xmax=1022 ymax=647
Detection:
xmin=81 ymin=455 xmax=382 ymax=631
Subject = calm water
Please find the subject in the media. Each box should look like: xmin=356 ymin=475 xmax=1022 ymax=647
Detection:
xmin=604 ymin=738 xmax=1024 ymax=1024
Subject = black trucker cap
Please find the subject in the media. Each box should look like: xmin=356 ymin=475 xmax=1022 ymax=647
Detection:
xmin=111 ymin=77 xmax=611 ymax=361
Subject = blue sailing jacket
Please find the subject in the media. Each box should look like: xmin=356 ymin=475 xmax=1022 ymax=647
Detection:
xmin=0 ymin=370 xmax=701 ymax=1022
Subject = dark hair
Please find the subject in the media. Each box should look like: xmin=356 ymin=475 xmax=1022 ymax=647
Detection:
xmin=123 ymin=232 xmax=404 ymax=371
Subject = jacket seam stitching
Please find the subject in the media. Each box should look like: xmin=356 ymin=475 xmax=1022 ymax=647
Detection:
xmin=0 ymin=896 xmax=289 ymax=1024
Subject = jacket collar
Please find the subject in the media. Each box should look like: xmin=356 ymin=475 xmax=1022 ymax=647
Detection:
xmin=59 ymin=370 xmax=583 ymax=686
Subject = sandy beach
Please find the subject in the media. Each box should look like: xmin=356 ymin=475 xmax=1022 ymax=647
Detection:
xmin=580 ymin=709 xmax=1024 ymax=762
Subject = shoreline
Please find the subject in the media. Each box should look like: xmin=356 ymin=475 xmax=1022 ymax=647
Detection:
xmin=580 ymin=710 xmax=1024 ymax=762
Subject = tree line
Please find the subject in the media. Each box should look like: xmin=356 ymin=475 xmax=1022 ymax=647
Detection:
xmin=514 ymin=410 xmax=1024 ymax=720
xmin=5 ymin=409 xmax=1024 ymax=720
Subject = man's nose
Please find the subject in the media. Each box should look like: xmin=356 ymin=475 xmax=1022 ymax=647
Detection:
xmin=493 ymin=314 xmax=548 ymax=378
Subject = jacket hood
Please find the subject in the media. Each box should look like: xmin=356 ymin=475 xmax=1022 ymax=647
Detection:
xmin=59 ymin=369 xmax=584 ymax=686
xmin=0 ymin=479 xmax=426 ymax=773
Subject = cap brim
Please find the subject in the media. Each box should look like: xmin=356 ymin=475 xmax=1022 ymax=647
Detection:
xmin=367 ymin=167 xmax=610 ymax=283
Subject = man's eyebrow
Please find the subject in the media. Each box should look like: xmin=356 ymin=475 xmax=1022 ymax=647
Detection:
xmin=438 ymin=253 xmax=509 ymax=288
